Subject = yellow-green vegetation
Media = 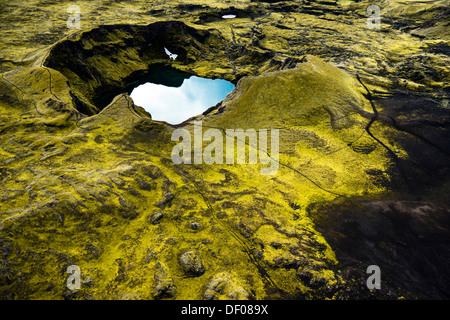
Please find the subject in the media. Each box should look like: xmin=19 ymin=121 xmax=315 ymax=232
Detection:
xmin=1 ymin=0 xmax=449 ymax=300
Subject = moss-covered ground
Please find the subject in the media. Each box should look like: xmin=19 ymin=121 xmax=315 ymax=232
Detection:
xmin=0 ymin=0 xmax=449 ymax=300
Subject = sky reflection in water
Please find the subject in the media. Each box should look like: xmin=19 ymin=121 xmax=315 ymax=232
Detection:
xmin=130 ymin=76 xmax=235 ymax=124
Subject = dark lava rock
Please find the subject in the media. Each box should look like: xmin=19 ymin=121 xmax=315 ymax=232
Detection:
xmin=156 ymin=192 xmax=175 ymax=209
xmin=270 ymin=242 xmax=282 ymax=249
xmin=179 ymin=250 xmax=205 ymax=277
xmin=152 ymin=263 xmax=176 ymax=299
xmin=310 ymin=199 xmax=450 ymax=299
xmin=148 ymin=211 xmax=164 ymax=225
xmin=188 ymin=222 xmax=201 ymax=230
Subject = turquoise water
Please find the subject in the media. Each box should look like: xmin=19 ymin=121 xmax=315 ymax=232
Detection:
xmin=130 ymin=68 xmax=235 ymax=125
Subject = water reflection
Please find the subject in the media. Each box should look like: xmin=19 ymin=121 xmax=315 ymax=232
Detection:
xmin=130 ymin=75 xmax=235 ymax=125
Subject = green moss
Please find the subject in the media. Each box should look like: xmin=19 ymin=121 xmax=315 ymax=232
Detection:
xmin=0 ymin=3 xmax=449 ymax=300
